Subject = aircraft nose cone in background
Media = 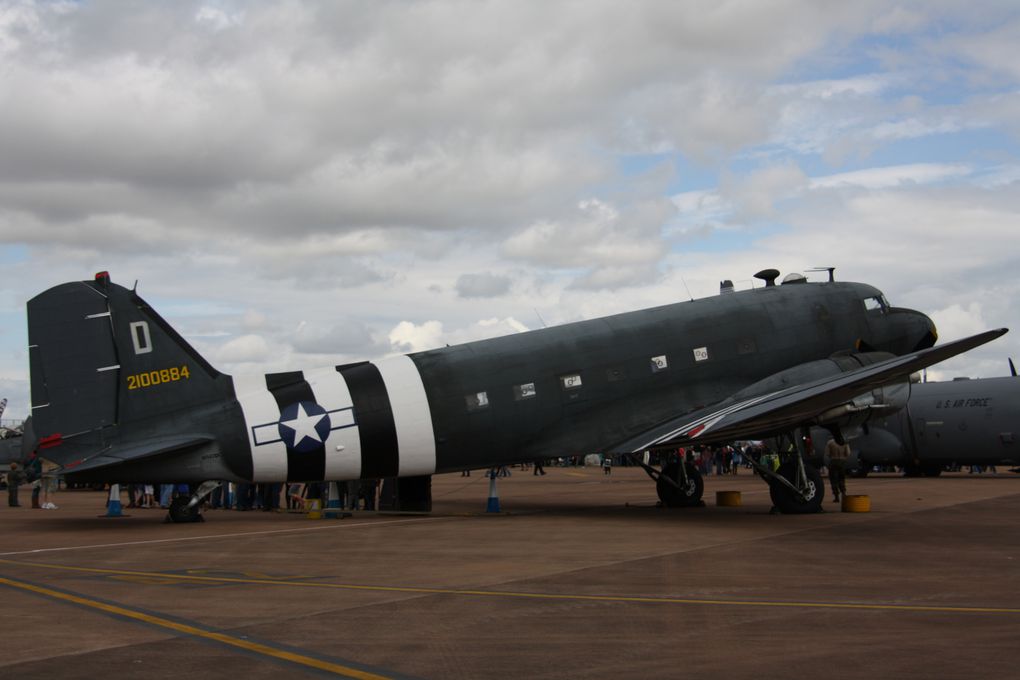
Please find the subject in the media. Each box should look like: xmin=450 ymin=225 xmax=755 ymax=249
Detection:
xmin=871 ymin=307 xmax=938 ymax=355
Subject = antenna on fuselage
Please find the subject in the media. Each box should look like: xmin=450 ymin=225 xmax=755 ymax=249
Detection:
xmin=681 ymin=277 xmax=693 ymax=301
xmin=753 ymin=269 xmax=780 ymax=287
xmin=1010 ymin=358 xmax=1017 ymax=377
xmin=807 ymin=266 xmax=836 ymax=282
xmin=534 ymin=309 xmax=547 ymax=329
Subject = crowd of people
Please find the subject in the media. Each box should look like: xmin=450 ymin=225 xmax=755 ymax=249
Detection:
xmin=5 ymin=443 xmax=1007 ymax=514
xmin=5 ymin=456 xmax=58 ymax=509
xmin=113 ymin=479 xmax=382 ymax=512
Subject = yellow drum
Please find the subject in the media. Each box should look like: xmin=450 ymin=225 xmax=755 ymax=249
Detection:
xmin=841 ymin=495 xmax=870 ymax=513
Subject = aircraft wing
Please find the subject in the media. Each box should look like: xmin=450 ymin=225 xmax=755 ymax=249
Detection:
xmin=612 ymin=328 xmax=1007 ymax=453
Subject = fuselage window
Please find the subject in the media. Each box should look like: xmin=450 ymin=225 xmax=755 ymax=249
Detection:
xmin=650 ymin=355 xmax=668 ymax=372
xmin=465 ymin=391 xmax=489 ymax=411
xmin=513 ymin=383 xmax=536 ymax=400
xmin=560 ymin=373 xmax=583 ymax=390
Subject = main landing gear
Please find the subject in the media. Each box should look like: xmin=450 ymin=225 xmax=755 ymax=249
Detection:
xmin=765 ymin=458 xmax=824 ymax=514
xmin=751 ymin=430 xmax=824 ymax=514
xmin=656 ymin=461 xmax=705 ymax=507
xmin=629 ymin=455 xmax=705 ymax=507
xmin=631 ymin=428 xmax=825 ymax=514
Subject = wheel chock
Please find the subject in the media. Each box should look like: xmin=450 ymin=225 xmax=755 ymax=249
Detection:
xmin=841 ymin=494 xmax=870 ymax=513
xmin=716 ymin=490 xmax=741 ymax=507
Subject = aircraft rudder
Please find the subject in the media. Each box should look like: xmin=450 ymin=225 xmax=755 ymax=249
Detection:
xmin=27 ymin=273 xmax=233 ymax=442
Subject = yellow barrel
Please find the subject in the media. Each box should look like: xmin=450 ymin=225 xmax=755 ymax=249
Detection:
xmin=306 ymin=498 xmax=323 ymax=519
xmin=716 ymin=490 xmax=742 ymax=507
xmin=841 ymin=495 xmax=870 ymax=513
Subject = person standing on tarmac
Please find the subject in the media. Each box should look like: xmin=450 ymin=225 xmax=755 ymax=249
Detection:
xmin=826 ymin=436 xmax=851 ymax=503
xmin=7 ymin=462 xmax=24 ymax=507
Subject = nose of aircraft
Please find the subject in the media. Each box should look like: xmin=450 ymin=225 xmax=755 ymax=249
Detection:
xmin=911 ymin=312 xmax=938 ymax=352
xmin=888 ymin=307 xmax=938 ymax=355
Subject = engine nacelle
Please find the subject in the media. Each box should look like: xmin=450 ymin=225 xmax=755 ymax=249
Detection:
xmin=732 ymin=351 xmax=911 ymax=431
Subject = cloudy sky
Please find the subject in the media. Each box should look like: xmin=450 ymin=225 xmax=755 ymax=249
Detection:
xmin=1 ymin=1 xmax=1019 ymax=420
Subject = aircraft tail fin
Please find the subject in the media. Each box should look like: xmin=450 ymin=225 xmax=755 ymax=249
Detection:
xmin=27 ymin=273 xmax=235 ymax=464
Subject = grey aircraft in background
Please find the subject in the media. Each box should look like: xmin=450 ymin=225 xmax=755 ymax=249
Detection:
xmin=22 ymin=269 xmax=1005 ymax=521
xmin=815 ymin=371 xmax=1018 ymax=476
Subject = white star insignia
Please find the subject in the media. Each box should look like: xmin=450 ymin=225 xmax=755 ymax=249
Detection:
xmin=280 ymin=403 xmax=325 ymax=448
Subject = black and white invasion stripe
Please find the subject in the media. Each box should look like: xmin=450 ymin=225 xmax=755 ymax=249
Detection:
xmin=235 ymin=356 xmax=436 ymax=482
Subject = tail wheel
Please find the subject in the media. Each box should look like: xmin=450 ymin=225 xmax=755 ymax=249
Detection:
xmin=167 ymin=496 xmax=203 ymax=523
xmin=768 ymin=460 xmax=824 ymax=514
xmin=657 ymin=462 xmax=704 ymax=507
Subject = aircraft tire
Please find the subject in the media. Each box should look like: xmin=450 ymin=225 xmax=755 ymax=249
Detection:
xmin=656 ymin=462 xmax=704 ymax=507
xmin=769 ymin=460 xmax=824 ymax=514
xmin=167 ymin=496 xmax=203 ymax=523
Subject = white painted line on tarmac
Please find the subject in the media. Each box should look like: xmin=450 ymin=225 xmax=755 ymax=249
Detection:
xmin=0 ymin=516 xmax=453 ymax=557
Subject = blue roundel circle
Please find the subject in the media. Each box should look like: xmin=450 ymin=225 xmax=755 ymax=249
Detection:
xmin=277 ymin=401 xmax=332 ymax=453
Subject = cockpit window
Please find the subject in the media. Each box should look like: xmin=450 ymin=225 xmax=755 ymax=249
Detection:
xmin=863 ymin=295 xmax=890 ymax=313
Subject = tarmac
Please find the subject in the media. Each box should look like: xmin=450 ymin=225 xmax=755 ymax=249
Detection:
xmin=1 ymin=466 xmax=1018 ymax=679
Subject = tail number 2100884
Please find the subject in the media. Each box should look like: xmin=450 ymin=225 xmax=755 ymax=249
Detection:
xmin=126 ymin=365 xmax=191 ymax=390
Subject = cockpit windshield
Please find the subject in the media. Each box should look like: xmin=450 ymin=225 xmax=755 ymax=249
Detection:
xmin=863 ymin=295 xmax=890 ymax=313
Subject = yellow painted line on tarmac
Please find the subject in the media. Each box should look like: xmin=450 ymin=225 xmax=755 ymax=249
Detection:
xmin=0 ymin=575 xmax=394 ymax=680
xmin=0 ymin=515 xmax=450 ymax=557
xmin=3 ymin=558 xmax=1018 ymax=616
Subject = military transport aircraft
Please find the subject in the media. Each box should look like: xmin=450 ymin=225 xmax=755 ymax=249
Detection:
xmin=24 ymin=270 xmax=1006 ymax=521
xmin=817 ymin=370 xmax=1019 ymax=477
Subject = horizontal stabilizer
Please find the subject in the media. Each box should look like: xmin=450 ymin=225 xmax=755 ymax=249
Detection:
xmin=613 ymin=328 xmax=1008 ymax=452
xmin=58 ymin=434 xmax=214 ymax=475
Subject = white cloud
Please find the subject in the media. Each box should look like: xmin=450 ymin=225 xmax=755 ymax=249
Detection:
xmin=213 ymin=334 xmax=271 ymax=364
xmin=809 ymin=163 xmax=973 ymax=190
xmin=871 ymin=7 xmax=928 ymax=34
xmin=388 ymin=320 xmax=444 ymax=354
xmin=501 ymin=197 xmax=670 ymax=286
xmin=1 ymin=2 xmax=1019 ymax=415
xmin=930 ymin=303 xmax=987 ymax=344
xmin=721 ymin=162 xmax=808 ymax=220
xmin=194 ymin=6 xmax=242 ymax=32
xmin=387 ymin=316 xmax=531 ymax=354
